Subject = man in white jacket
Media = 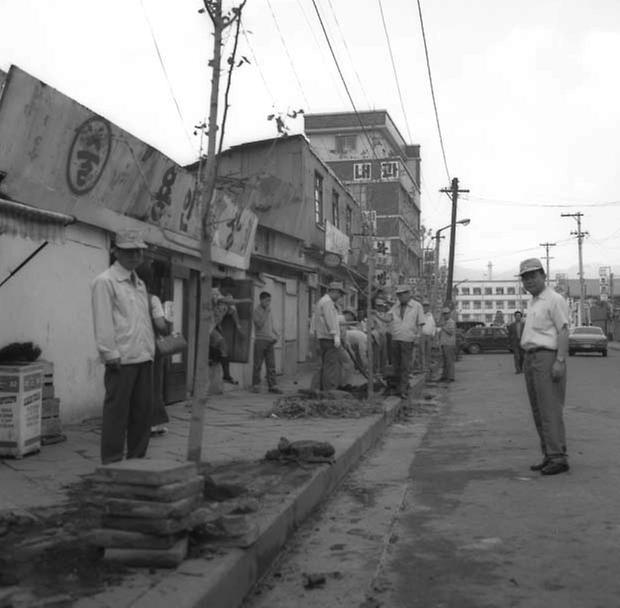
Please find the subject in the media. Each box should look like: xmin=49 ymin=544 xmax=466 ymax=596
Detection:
xmin=313 ymin=281 xmax=345 ymax=390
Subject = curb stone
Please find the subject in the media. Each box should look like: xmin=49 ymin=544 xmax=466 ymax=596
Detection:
xmin=126 ymin=378 xmax=426 ymax=608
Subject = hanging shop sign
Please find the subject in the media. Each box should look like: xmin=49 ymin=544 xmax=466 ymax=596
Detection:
xmin=0 ymin=66 xmax=257 ymax=269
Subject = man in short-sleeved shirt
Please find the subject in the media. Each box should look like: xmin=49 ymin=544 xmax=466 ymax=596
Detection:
xmin=518 ymin=258 xmax=570 ymax=476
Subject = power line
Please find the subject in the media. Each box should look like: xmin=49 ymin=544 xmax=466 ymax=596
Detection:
xmin=139 ymin=0 xmax=196 ymax=155
xmin=265 ymin=0 xmax=311 ymax=110
xmin=310 ymin=0 xmax=421 ymax=194
xmin=416 ymin=0 xmax=450 ymax=182
xmin=241 ymin=28 xmax=277 ymax=107
xmin=326 ymin=0 xmax=374 ymax=110
xmin=378 ymin=0 xmax=412 ymax=142
xmin=464 ymin=195 xmax=620 ymax=208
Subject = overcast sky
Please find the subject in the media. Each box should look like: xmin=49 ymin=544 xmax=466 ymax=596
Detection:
xmin=1 ymin=0 xmax=619 ymax=279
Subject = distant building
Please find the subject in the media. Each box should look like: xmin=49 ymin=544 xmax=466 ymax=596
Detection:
xmin=453 ymin=279 xmax=534 ymax=325
xmin=304 ymin=110 xmax=422 ymax=290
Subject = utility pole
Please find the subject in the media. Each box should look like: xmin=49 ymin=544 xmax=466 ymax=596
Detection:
xmin=187 ymin=0 xmax=245 ymax=463
xmin=539 ymin=242 xmax=556 ymax=285
xmin=561 ymin=212 xmax=588 ymax=326
xmin=366 ymin=242 xmax=375 ymax=402
xmin=432 ymin=231 xmax=444 ymax=314
xmin=440 ymin=177 xmax=469 ymax=306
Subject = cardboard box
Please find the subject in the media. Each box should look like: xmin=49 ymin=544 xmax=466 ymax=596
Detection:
xmin=0 ymin=363 xmax=43 ymax=457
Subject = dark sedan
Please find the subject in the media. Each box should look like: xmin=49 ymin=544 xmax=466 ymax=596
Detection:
xmin=463 ymin=326 xmax=511 ymax=354
xmin=569 ymin=326 xmax=608 ymax=357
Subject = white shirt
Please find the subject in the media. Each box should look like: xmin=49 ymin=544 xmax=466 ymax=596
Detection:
xmin=91 ymin=261 xmax=155 ymax=364
xmin=389 ymin=299 xmax=424 ymax=342
xmin=422 ymin=312 xmax=436 ymax=336
xmin=520 ymin=286 xmax=569 ymax=351
xmin=313 ymin=294 xmax=341 ymax=339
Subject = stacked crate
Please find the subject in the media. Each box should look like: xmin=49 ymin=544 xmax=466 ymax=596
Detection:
xmin=39 ymin=360 xmax=63 ymax=443
xmin=0 ymin=363 xmax=43 ymax=458
xmin=90 ymin=459 xmax=204 ymax=567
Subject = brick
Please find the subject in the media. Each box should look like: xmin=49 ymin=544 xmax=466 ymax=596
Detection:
xmin=88 ymin=528 xmax=184 ymax=549
xmin=103 ymin=494 xmax=200 ymax=520
xmin=41 ymin=397 xmax=60 ymax=417
xmin=41 ymin=416 xmax=62 ymax=436
xmin=92 ymin=476 xmax=203 ymax=503
xmin=41 ymin=385 xmax=54 ymax=400
xmin=103 ymin=536 xmax=187 ymax=568
xmin=102 ymin=514 xmax=191 ymax=536
xmin=96 ymin=459 xmax=197 ymax=487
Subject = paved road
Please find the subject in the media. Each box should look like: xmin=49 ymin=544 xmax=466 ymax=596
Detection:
xmin=379 ymin=350 xmax=620 ymax=608
xmin=246 ymin=351 xmax=620 ymax=608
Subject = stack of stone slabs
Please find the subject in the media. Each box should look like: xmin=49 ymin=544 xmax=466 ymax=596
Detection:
xmin=90 ymin=459 xmax=203 ymax=567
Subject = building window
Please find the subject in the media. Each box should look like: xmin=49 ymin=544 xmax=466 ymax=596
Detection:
xmin=345 ymin=205 xmax=352 ymax=236
xmin=484 ymin=287 xmax=492 ymax=295
xmin=496 ymin=301 xmax=504 ymax=308
xmin=485 ymin=314 xmax=494 ymax=323
xmin=461 ymin=287 xmax=470 ymax=295
xmin=453 ymin=287 xmax=459 ymax=295
xmin=521 ymin=288 xmax=527 ymax=295
xmin=507 ymin=287 xmax=516 ymax=295
xmin=507 ymin=300 xmax=516 ymax=309
xmin=461 ymin=301 xmax=471 ymax=310
xmin=332 ymin=191 xmax=340 ymax=229
xmin=485 ymin=301 xmax=493 ymax=309
xmin=473 ymin=301 xmax=481 ymax=309
xmin=496 ymin=287 xmax=504 ymax=295
xmin=353 ymin=163 xmax=371 ymax=181
xmin=462 ymin=314 xmax=471 ymax=321
xmin=314 ymin=172 xmax=324 ymax=224
xmin=335 ymin=134 xmax=357 ymax=153
xmin=380 ymin=161 xmax=399 ymax=179
xmin=473 ymin=287 xmax=482 ymax=295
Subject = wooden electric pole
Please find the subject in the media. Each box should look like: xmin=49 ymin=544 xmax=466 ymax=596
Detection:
xmin=561 ymin=212 xmax=588 ymax=326
xmin=539 ymin=242 xmax=556 ymax=285
xmin=440 ymin=177 xmax=469 ymax=306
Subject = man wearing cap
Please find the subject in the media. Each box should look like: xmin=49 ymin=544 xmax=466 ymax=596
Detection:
xmin=438 ymin=306 xmax=456 ymax=381
xmin=388 ymin=285 xmax=424 ymax=397
xmin=313 ymin=282 xmax=346 ymax=390
xmin=518 ymin=257 xmax=570 ymax=476
xmin=91 ymin=230 xmax=155 ymax=464
xmin=421 ymin=300 xmax=436 ymax=373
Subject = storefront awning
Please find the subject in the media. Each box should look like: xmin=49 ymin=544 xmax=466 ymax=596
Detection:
xmin=0 ymin=197 xmax=74 ymax=243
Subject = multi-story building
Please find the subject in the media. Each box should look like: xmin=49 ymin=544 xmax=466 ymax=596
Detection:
xmin=453 ymin=279 xmax=534 ymax=325
xmin=303 ymin=110 xmax=422 ymax=290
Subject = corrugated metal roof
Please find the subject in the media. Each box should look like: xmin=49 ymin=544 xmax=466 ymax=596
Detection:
xmin=0 ymin=197 xmax=74 ymax=242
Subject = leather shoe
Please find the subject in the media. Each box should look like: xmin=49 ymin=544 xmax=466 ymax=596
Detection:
xmin=541 ymin=461 xmax=569 ymax=476
xmin=530 ymin=459 xmax=548 ymax=471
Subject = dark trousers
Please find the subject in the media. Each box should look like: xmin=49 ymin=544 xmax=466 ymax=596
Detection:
xmin=101 ymin=361 xmax=153 ymax=464
xmin=524 ymin=350 xmax=567 ymax=463
xmin=252 ymin=339 xmax=277 ymax=387
xmin=512 ymin=346 xmax=525 ymax=372
xmin=441 ymin=344 xmax=456 ymax=380
xmin=150 ymin=354 xmax=169 ymax=427
xmin=390 ymin=340 xmax=414 ymax=395
xmin=319 ymin=338 xmax=341 ymax=391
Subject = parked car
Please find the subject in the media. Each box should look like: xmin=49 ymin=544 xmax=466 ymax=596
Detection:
xmin=463 ymin=326 xmax=511 ymax=354
xmin=569 ymin=325 xmax=608 ymax=357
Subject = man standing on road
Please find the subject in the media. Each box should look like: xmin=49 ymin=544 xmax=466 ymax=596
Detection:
xmin=438 ymin=306 xmax=456 ymax=382
xmin=313 ymin=282 xmax=346 ymax=390
xmin=518 ymin=258 xmax=570 ymax=476
xmin=388 ymin=285 xmax=423 ymax=398
xmin=421 ymin=300 xmax=436 ymax=373
xmin=507 ymin=310 xmax=526 ymax=373
xmin=251 ymin=291 xmax=282 ymax=394
xmin=91 ymin=230 xmax=155 ymax=465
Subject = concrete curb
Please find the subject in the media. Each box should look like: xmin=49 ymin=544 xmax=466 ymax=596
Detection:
xmin=131 ymin=379 xmax=426 ymax=608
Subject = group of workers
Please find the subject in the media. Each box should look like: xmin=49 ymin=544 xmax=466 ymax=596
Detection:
xmin=313 ymin=281 xmax=457 ymax=398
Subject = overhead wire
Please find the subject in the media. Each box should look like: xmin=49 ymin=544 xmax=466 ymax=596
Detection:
xmin=416 ymin=0 xmax=451 ymax=182
xmin=265 ymin=0 xmax=311 ymax=110
xmin=377 ymin=0 xmax=413 ymax=143
xmin=464 ymin=195 xmax=620 ymax=208
xmin=310 ymin=0 xmax=421 ymax=194
xmin=326 ymin=0 xmax=374 ymax=110
xmin=139 ymin=0 xmax=197 ymax=155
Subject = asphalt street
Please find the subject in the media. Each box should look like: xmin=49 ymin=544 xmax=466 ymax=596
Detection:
xmin=246 ymin=350 xmax=620 ymax=608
